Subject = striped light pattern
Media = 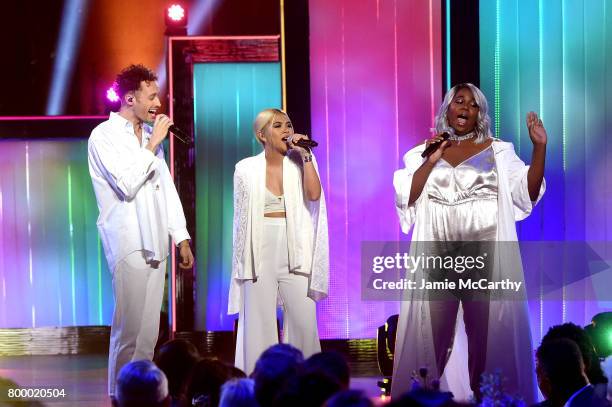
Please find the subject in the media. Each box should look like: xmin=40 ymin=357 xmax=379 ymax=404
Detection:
xmin=0 ymin=140 xmax=113 ymax=328
xmin=192 ymin=62 xmax=282 ymax=331
xmin=480 ymin=0 xmax=612 ymax=341
xmin=309 ymin=0 xmax=442 ymax=338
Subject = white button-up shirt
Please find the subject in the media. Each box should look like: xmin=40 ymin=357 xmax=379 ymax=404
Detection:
xmin=88 ymin=112 xmax=190 ymax=272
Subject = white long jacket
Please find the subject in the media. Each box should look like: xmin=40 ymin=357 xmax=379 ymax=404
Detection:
xmin=228 ymin=151 xmax=329 ymax=315
xmin=391 ymin=139 xmax=545 ymax=402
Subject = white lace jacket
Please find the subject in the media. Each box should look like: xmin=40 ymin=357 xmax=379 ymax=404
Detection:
xmin=228 ymin=151 xmax=329 ymax=315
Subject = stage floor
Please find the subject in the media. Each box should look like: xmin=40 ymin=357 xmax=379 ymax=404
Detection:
xmin=0 ymin=355 xmax=383 ymax=406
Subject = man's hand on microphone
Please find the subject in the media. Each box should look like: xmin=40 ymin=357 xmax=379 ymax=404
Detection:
xmin=424 ymin=133 xmax=451 ymax=164
xmin=146 ymin=114 xmax=173 ymax=153
xmin=178 ymin=240 xmax=194 ymax=269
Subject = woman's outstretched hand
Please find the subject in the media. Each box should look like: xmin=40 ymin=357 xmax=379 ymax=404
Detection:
xmin=526 ymin=112 xmax=547 ymax=146
xmin=525 ymin=112 xmax=546 ymax=201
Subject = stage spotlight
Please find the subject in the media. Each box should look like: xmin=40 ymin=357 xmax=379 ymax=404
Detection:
xmin=165 ymin=4 xmax=188 ymax=36
xmin=168 ymin=4 xmax=185 ymax=21
xmin=104 ymin=84 xmax=121 ymax=113
xmin=584 ymin=312 xmax=612 ymax=359
xmin=106 ymin=86 xmax=119 ymax=103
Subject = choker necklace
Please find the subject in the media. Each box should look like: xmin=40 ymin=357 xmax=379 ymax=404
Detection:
xmin=449 ymin=131 xmax=475 ymax=144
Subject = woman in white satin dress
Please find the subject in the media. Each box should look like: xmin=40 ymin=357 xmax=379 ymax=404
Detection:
xmin=391 ymin=83 xmax=547 ymax=401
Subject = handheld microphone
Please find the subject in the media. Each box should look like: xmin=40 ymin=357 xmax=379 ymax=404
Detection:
xmin=168 ymin=125 xmax=190 ymax=144
xmin=145 ymin=121 xmax=190 ymax=144
xmin=282 ymin=136 xmax=318 ymax=149
xmin=421 ymin=132 xmax=451 ymax=158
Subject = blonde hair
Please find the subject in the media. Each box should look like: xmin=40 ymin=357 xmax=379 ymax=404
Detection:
xmin=252 ymin=108 xmax=288 ymax=145
xmin=434 ymin=83 xmax=493 ymax=144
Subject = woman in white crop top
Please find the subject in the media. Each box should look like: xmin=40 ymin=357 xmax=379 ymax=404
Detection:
xmin=230 ymin=108 xmax=329 ymax=374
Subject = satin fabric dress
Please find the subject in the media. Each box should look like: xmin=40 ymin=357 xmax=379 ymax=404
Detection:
xmin=425 ymin=146 xmax=498 ymax=396
xmin=392 ymin=140 xmax=545 ymax=402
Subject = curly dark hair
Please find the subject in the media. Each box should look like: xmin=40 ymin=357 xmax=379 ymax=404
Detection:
xmin=114 ymin=64 xmax=158 ymax=98
xmin=542 ymin=322 xmax=608 ymax=385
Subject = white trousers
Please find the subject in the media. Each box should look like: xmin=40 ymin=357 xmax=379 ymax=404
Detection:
xmin=235 ymin=217 xmax=321 ymax=375
xmin=108 ymin=251 xmax=166 ymax=396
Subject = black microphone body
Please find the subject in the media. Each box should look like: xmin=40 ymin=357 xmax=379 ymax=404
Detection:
xmin=282 ymin=136 xmax=318 ymax=149
xmin=294 ymin=139 xmax=318 ymax=148
xmin=420 ymin=132 xmax=451 ymax=158
xmin=145 ymin=121 xmax=190 ymax=144
xmin=168 ymin=125 xmax=190 ymax=142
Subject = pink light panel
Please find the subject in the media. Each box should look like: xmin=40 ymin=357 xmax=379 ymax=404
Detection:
xmin=308 ymin=0 xmax=443 ymax=339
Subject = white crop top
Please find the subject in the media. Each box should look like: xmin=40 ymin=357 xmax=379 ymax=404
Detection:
xmin=264 ymin=188 xmax=286 ymax=214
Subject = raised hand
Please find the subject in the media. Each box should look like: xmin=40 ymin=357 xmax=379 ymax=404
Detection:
xmin=526 ymin=112 xmax=547 ymax=146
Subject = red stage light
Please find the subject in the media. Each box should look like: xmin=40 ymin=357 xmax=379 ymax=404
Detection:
xmin=167 ymin=4 xmax=185 ymax=22
xmin=165 ymin=4 xmax=188 ymax=36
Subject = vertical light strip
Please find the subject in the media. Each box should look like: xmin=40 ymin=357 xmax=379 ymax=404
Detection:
xmin=67 ymin=165 xmax=77 ymax=325
xmin=516 ymin=0 xmax=520 ymax=152
xmin=341 ymin=2 xmax=349 ymax=338
xmin=540 ymin=282 xmax=544 ymax=341
xmin=97 ymin=235 xmax=103 ymax=324
xmin=236 ymin=90 xmax=241 ymax=133
xmin=537 ymin=0 xmax=544 ymax=341
xmin=0 ymin=187 xmax=4 ymax=306
xmin=428 ymin=0 xmax=436 ymax=122
xmin=560 ymin=0 xmax=567 ymax=322
xmin=561 ymin=0 xmax=567 ymax=172
xmin=391 ymin=0 xmax=402 ymax=286
xmin=280 ymin=0 xmax=287 ymax=110
xmin=604 ymin=0 xmax=608 ymax=245
xmin=538 ymin=0 xmax=544 ymax=118
xmin=0 ymin=187 xmax=5 ymax=326
xmin=324 ymin=51 xmax=331 ymax=198
xmin=446 ymin=0 xmax=451 ymax=90
xmin=168 ymin=38 xmax=176 ymax=181
xmin=494 ymin=0 xmax=501 ymax=135
xmin=25 ymin=143 xmax=35 ymax=328
xmin=168 ymin=37 xmax=177 ymax=335
xmin=393 ymin=0 xmax=399 ymax=173
xmin=58 ymin=296 xmax=63 ymax=326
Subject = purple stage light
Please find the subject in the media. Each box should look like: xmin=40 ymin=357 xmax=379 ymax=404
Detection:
xmin=106 ymin=87 xmax=119 ymax=103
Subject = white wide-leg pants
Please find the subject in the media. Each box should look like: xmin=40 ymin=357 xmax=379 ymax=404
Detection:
xmin=235 ymin=217 xmax=321 ymax=375
xmin=108 ymin=251 xmax=166 ymax=396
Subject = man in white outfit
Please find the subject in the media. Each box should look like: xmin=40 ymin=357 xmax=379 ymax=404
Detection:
xmin=88 ymin=64 xmax=194 ymax=396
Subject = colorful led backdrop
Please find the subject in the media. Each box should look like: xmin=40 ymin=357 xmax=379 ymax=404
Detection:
xmin=479 ymin=0 xmax=612 ymax=340
xmin=2 ymin=1 xmax=611 ymax=338
xmin=192 ymin=62 xmax=282 ymax=331
xmin=0 ymin=140 xmax=112 ymax=328
xmin=308 ymin=0 xmax=443 ymax=338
